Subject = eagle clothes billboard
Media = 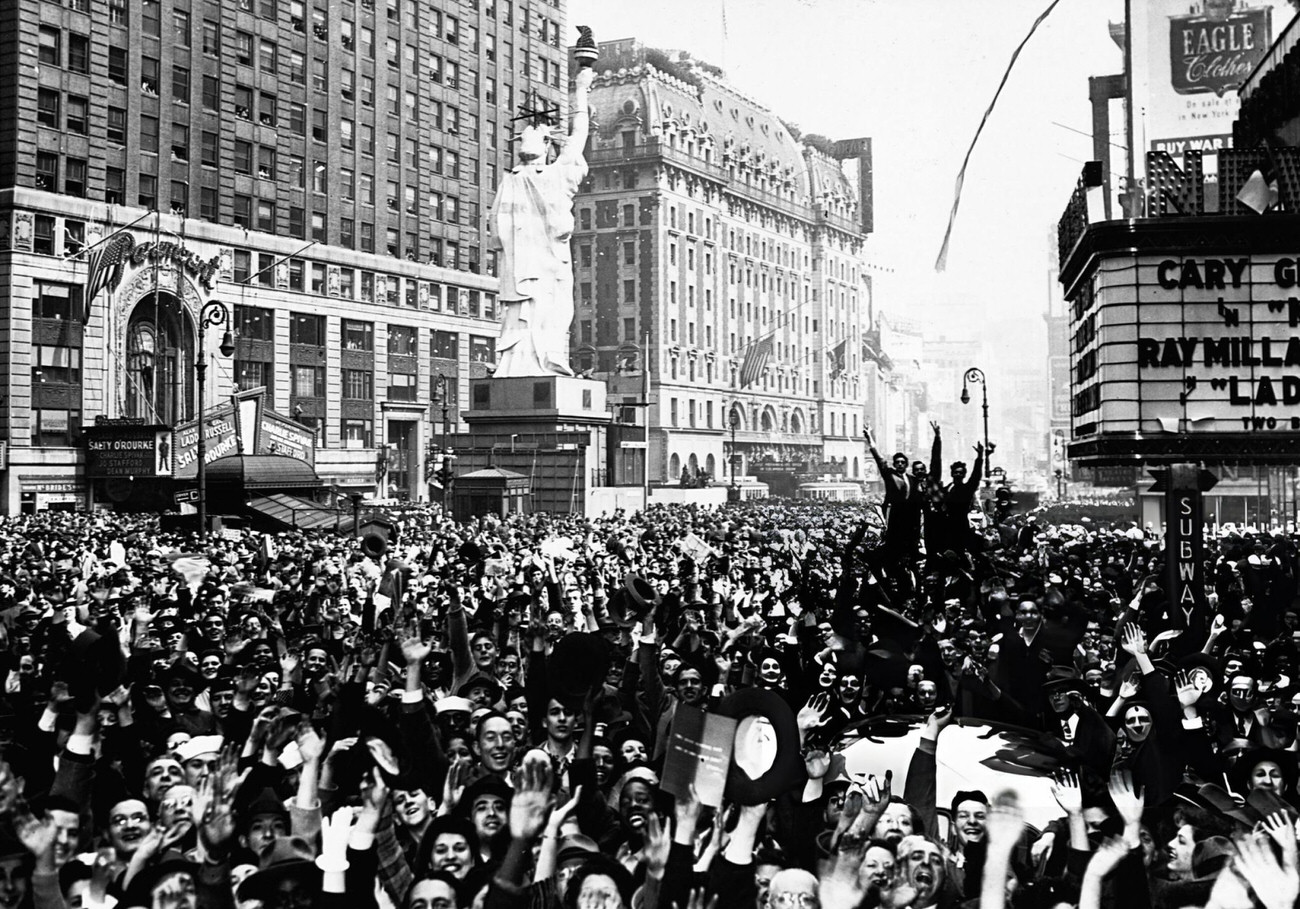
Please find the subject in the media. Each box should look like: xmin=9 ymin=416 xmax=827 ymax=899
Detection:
xmin=1129 ymin=0 xmax=1283 ymax=164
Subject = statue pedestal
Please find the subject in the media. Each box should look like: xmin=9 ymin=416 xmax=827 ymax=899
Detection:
xmin=465 ymin=375 xmax=607 ymax=429
xmin=450 ymin=375 xmax=611 ymax=515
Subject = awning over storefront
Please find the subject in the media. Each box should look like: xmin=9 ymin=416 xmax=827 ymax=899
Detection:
xmin=246 ymin=493 xmax=351 ymax=532
xmin=207 ymin=455 xmax=320 ymax=490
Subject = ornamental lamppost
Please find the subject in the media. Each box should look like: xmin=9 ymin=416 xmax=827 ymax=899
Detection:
xmin=960 ymin=366 xmax=991 ymax=488
xmin=429 ymin=373 xmax=454 ymax=503
xmin=729 ymin=409 xmax=741 ymax=495
xmin=195 ymin=301 xmax=235 ymax=541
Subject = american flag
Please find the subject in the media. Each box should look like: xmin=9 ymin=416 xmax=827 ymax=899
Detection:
xmin=828 ymin=339 xmax=848 ymax=380
xmin=84 ymin=233 xmax=136 ymax=324
xmin=739 ymin=336 xmax=773 ymax=389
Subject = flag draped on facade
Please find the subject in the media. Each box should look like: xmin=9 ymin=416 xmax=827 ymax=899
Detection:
xmin=739 ymin=336 xmax=773 ymax=388
xmin=828 ymin=339 xmax=848 ymax=380
xmin=84 ymin=233 xmax=136 ymax=324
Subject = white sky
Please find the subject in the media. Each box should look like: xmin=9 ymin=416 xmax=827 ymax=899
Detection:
xmin=565 ymin=0 xmax=1128 ymax=359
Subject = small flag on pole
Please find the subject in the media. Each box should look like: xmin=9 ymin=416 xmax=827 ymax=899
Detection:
xmin=828 ymin=339 xmax=848 ymax=380
xmin=1237 ymin=169 xmax=1278 ymax=214
xmin=739 ymin=336 xmax=773 ymax=389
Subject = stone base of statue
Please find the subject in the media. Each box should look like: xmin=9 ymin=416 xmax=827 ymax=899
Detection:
xmin=446 ymin=375 xmax=612 ymax=516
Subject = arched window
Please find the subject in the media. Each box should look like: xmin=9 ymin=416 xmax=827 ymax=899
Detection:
xmin=668 ymin=453 xmax=680 ymax=482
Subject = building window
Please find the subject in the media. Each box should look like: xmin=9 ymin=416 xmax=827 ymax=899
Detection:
xmin=201 ymin=131 xmax=218 ymax=167
xmin=142 ymin=0 xmax=160 ymax=36
xmin=141 ymin=55 xmax=160 ymax=94
xmin=342 ymin=369 xmax=372 ymax=399
xmin=290 ymin=313 xmax=325 ymax=346
xmin=34 ymin=153 xmax=57 ymax=191
xmin=232 ymin=250 xmax=252 ymax=283
xmin=108 ymin=47 xmax=127 ymax=85
xmin=311 ymin=262 xmax=326 ymax=293
xmin=288 ymin=103 xmax=306 ymax=135
xmin=37 ymin=89 xmax=59 ymax=128
xmin=288 ymin=206 xmax=304 ymax=238
xmin=33 ymin=215 xmax=54 ymax=254
xmin=68 ymin=34 xmax=89 ymax=73
xmin=235 ymin=306 xmax=274 ymax=340
xmin=258 ymin=145 xmax=276 ymax=179
xmin=138 ymin=175 xmax=157 ymax=210
xmin=140 ymin=116 xmax=159 ymax=154
xmin=342 ymin=320 xmax=373 ymax=351
xmin=233 ymin=194 xmax=252 ymax=228
xmin=233 ymin=140 xmax=252 ymax=174
xmin=311 ymin=213 xmax=326 ymax=241
xmin=257 ymin=200 xmax=275 ymax=232
xmin=234 ymin=86 xmax=253 ymax=120
xmin=387 ymin=372 xmax=417 ymax=401
xmin=202 ymin=75 xmax=220 ymax=110
xmin=340 ymin=218 xmax=354 ymax=248
xmin=38 ymin=27 xmax=60 ymax=66
xmin=172 ymin=66 xmax=191 ymax=104
xmin=106 ymin=167 xmax=125 ymax=205
xmin=203 ymin=20 xmax=220 ymax=55
xmin=65 ymin=158 xmax=87 ymax=197
xmin=172 ymin=123 xmax=190 ymax=161
xmin=32 ymin=282 xmax=82 ymax=320
xmin=292 ymin=364 xmax=325 ymax=397
xmin=259 ymin=93 xmax=277 ymax=126
xmin=388 ymin=324 xmax=417 ymax=356
xmin=173 ymin=9 xmax=191 ymax=46
xmin=260 ymin=39 xmax=278 ymax=73
xmin=33 ymin=410 xmax=82 ymax=448
xmin=341 ymin=419 xmax=372 ymax=448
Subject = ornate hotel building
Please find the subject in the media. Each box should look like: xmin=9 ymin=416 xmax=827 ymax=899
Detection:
xmin=0 ymin=0 xmax=567 ymax=512
xmin=572 ymin=40 xmax=878 ymax=493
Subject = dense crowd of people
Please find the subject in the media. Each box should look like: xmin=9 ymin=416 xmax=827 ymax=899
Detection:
xmin=0 ymin=451 xmax=1297 ymax=909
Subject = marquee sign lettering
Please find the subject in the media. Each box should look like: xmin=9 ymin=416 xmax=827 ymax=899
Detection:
xmin=1070 ymin=252 xmax=1300 ymax=448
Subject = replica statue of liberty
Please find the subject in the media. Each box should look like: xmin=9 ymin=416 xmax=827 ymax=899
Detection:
xmin=490 ymin=28 xmax=597 ymax=378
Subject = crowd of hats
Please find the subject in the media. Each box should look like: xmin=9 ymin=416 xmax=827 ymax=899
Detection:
xmin=0 ymin=501 xmax=1295 ymax=909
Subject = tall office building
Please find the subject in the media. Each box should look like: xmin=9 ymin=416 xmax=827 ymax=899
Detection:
xmin=572 ymin=40 xmax=879 ymax=493
xmin=0 ymin=0 xmax=566 ymax=513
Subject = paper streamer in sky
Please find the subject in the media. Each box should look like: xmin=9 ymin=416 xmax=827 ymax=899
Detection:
xmin=934 ymin=0 xmax=1068 ymax=272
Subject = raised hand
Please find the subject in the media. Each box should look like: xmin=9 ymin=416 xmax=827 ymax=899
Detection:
xmin=1118 ymin=675 xmax=1140 ymax=700
xmin=1174 ymin=671 xmax=1200 ymax=709
xmin=1235 ymin=833 xmax=1299 ymax=909
xmin=676 ymin=888 xmax=719 ymax=909
xmin=804 ymin=748 xmax=831 ymax=781
xmin=673 ymin=783 xmax=703 ymax=839
xmin=442 ymin=755 xmax=471 ymax=812
xmin=279 ymin=650 xmax=301 ymax=678
xmin=985 ymin=792 xmax=1025 ymax=854
xmin=319 ymin=807 xmax=355 ymax=868
xmin=1084 ymin=836 xmax=1130 ymax=879
xmin=643 ymin=811 xmax=671 ymax=878
xmin=400 ymin=634 xmax=431 ymax=666
xmin=1051 ymin=770 xmax=1083 ymax=815
xmin=797 ymin=692 xmax=830 ymax=735
xmin=508 ymin=756 xmax=554 ymax=842
xmin=930 ymin=421 xmax=941 ymax=435
xmin=15 ymin=814 xmax=56 ymax=859
xmin=1108 ymin=769 xmax=1144 ymax=829
xmin=1261 ymin=811 xmax=1299 ymax=872
xmin=1120 ymin=624 xmax=1147 ymax=657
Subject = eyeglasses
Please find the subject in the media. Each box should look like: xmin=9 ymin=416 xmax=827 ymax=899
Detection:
xmin=769 ymin=893 xmax=819 ymax=908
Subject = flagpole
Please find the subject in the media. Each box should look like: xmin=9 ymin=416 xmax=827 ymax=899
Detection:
xmin=643 ymin=329 xmax=650 ymax=513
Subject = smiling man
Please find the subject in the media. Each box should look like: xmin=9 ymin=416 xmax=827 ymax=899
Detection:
xmin=896 ymin=834 xmax=949 ymax=909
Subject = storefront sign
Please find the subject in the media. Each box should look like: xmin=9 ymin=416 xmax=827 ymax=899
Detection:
xmin=128 ymin=240 xmax=223 ymax=291
xmin=173 ymin=406 xmax=239 ymax=478
xmin=84 ymin=425 xmax=172 ymax=478
xmin=259 ymin=413 xmax=316 ymax=465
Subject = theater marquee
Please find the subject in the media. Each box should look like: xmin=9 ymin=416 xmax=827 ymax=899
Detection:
xmin=1067 ymin=242 xmax=1300 ymax=463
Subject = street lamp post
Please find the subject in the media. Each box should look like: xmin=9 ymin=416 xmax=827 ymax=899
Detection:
xmin=1055 ymin=468 xmax=1065 ymax=499
xmin=960 ymin=367 xmax=991 ymax=488
xmin=195 ymin=301 xmax=234 ymax=542
xmin=430 ymin=373 xmax=453 ymax=507
xmin=729 ymin=409 xmax=740 ymax=496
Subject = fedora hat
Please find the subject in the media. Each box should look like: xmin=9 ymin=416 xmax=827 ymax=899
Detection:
xmin=236 ymin=836 xmax=319 ymax=902
xmin=715 ymin=687 xmax=803 ymax=806
xmin=547 ymin=633 xmax=610 ymax=703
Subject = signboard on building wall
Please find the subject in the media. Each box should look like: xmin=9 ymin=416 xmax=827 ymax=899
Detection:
xmin=259 ymin=412 xmax=316 ymax=464
xmin=84 ymin=424 xmax=172 ymax=478
xmin=173 ymin=405 xmax=241 ymax=479
xmin=1130 ymin=0 xmax=1281 ymax=166
xmin=1071 ymin=251 xmax=1300 ymax=453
